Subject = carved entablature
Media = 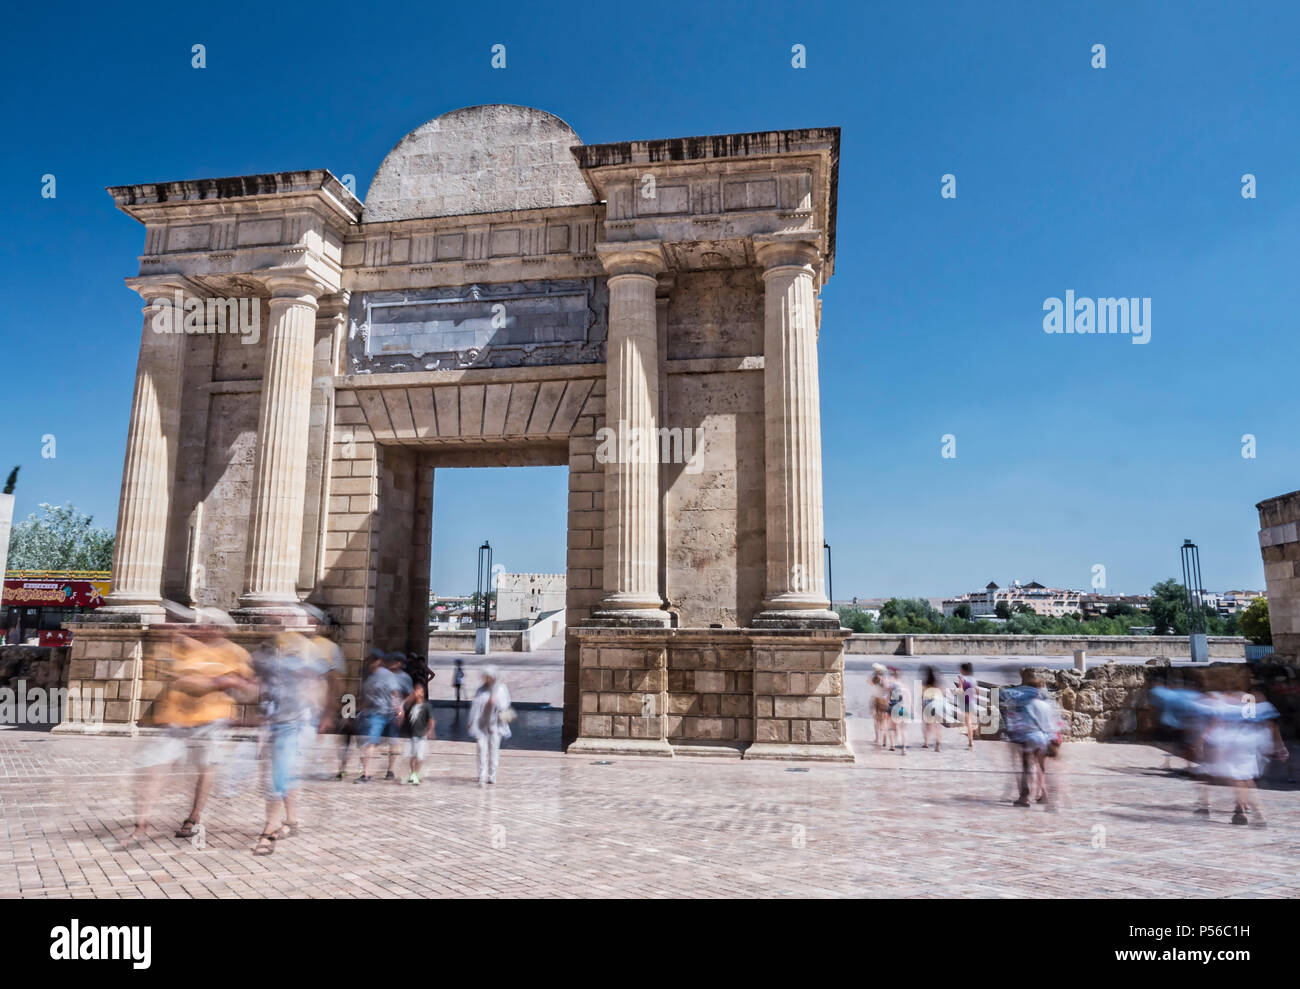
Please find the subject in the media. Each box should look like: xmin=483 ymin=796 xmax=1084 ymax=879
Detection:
xmin=346 ymin=278 xmax=608 ymax=373
xmin=571 ymin=128 xmax=839 ymax=281
xmin=107 ymin=115 xmax=839 ymax=317
xmin=339 ymin=205 xmax=603 ymax=294
xmin=106 ymin=170 xmax=361 ymax=294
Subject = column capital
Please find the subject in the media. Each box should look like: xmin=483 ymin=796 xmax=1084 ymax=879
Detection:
xmin=124 ymin=274 xmax=203 ymax=305
xmin=596 ymin=240 xmax=666 ymax=278
xmin=753 ymin=231 xmax=823 ymax=272
xmin=254 ymin=268 xmax=329 ymax=302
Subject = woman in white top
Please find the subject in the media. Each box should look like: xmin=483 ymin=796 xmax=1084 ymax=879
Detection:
xmin=467 ymin=666 xmax=513 ymax=785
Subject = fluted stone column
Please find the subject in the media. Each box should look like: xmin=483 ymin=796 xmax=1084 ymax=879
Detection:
xmin=588 ymin=242 xmax=669 ymax=627
xmin=235 ymin=271 xmax=323 ymax=622
xmin=753 ymin=233 xmax=838 ymax=628
xmin=99 ymin=277 xmax=192 ymax=621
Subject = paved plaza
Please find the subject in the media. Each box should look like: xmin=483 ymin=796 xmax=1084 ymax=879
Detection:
xmin=1 ymin=706 xmax=1296 ymax=898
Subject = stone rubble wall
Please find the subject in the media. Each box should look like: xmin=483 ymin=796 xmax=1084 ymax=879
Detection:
xmin=847 ymin=634 xmax=1248 ymax=658
xmin=1018 ymin=660 xmax=1261 ymax=741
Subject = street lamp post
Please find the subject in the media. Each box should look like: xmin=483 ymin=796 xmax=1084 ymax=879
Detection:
xmin=475 ymin=540 xmax=493 ymax=655
xmin=1180 ymin=539 xmax=1208 ymax=662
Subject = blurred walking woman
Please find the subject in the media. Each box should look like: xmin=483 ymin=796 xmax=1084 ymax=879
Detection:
xmin=468 ymin=666 xmax=513 ymax=785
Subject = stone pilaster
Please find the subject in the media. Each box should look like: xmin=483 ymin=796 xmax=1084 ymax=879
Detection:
xmin=587 ymin=242 xmax=670 ymax=627
xmin=1258 ymin=490 xmax=1300 ymax=665
xmin=235 ymin=271 xmax=324 ymax=621
xmin=752 ymin=233 xmax=838 ymax=629
xmin=98 ymin=277 xmax=194 ymax=621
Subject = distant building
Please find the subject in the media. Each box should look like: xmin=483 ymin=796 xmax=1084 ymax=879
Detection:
xmin=943 ymin=580 xmax=1080 ymax=619
xmin=495 ymin=573 xmax=566 ymax=622
xmin=1199 ymin=589 xmax=1264 ymax=617
xmin=1077 ymin=593 xmax=1151 ymax=620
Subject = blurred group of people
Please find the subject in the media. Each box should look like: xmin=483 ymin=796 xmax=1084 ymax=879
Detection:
xmin=867 ymin=662 xmax=982 ymax=754
xmin=129 ymin=623 xmax=512 ymax=855
xmin=1152 ymin=683 xmax=1289 ymax=826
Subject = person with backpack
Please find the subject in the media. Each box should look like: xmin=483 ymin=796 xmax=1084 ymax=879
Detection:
xmin=468 ymin=666 xmax=513 ymax=784
xmin=884 ymin=666 xmax=908 ymax=754
xmin=1006 ymin=680 xmax=1061 ymax=807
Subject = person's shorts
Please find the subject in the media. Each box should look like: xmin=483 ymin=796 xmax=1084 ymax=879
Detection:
xmin=360 ymin=712 xmax=399 ymax=746
xmin=267 ymin=721 xmax=306 ymax=798
xmin=408 ymin=736 xmax=428 ymax=760
xmin=137 ymin=720 xmax=230 ymax=769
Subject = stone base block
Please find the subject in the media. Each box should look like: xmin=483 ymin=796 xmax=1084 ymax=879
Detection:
xmin=566 ymin=737 xmax=674 ymax=757
xmin=570 ymin=625 xmax=853 ymax=763
xmin=751 ymin=610 xmax=841 ymax=630
xmin=743 ymin=741 xmax=856 ymax=762
xmin=50 ymin=721 xmax=138 ymax=737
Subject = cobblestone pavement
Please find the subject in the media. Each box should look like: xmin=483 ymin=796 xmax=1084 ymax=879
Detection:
xmin=0 ymin=721 xmax=1296 ymax=899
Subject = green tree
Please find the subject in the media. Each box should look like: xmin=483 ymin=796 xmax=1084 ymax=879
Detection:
xmin=1148 ymin=579 xmax=1186 ymax=635
xmin=835 ymin=607 xmax=876 ymax=633
xmin=953 ymin=602 xmax=972 ymax=621
xmin=878 ymin=598 xmax=944 ymax=634
xmin=6 ymin=504 xmax=113 ymax=571
xmin=1239 ymin=598 xmax=1271 ymax=645
xmin=994 ymin=600 xmax=1012 ymax=620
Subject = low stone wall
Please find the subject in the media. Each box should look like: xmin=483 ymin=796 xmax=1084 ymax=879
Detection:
xmin=846 ymin=634 xmax=1247 ymax=658
xmin=1019 ymin=660 xmax=1257 ymax=741
xmin=0 ymin=645 xmax=69 ymax=690
xmin=427 ymin=630 xmax=524 ymax=652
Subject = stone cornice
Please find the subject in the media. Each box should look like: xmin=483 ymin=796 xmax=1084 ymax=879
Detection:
xmin=108 ymin=169 xmax=362 ymax=229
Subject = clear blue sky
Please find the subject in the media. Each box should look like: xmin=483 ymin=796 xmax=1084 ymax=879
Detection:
xmin=2 ymin=0 xmax=1296 ymax=597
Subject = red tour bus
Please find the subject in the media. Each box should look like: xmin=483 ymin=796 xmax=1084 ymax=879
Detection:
xmin=1 ymin=571 xmax=110 ymax=646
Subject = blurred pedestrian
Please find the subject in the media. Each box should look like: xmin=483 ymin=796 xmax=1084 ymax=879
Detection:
xmin=468 ymin=666 xmax=513 ymax=785
xmin=383 ymin=652 xmax=414 ymax=780
xmin=357 ymin=651 xmax=401 ymax=783
xmin=251 ymin=631 xmax=341 ymax=855
xmin=879 ymin=666 xmax=907 ymax=754
xmin=955 ymin=662 xmax=978 ymax=748
xmin=402 ymin=681 xmax=436 ymax=784
xmin=129 ymin=631 xmax=254 ymax=844
xmin=1007 ymin=681 xmax=1062 ymax=808
xmin=868 ymin=663 xmax=887 ymax=746
xmin=1199 ymin=691 xmax=1288 ymax=826
xmin=453 ymin=658 xmax=466 ymax=707
xmin=921 ymin=665 xmax=944 ymax=751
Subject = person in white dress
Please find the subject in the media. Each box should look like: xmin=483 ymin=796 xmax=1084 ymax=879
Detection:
xmin=467 ymin=666 xmax=513 ymax=784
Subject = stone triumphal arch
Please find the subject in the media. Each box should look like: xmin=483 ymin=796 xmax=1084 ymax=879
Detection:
xmin=69 ymin=105 xmax=850 ymax=759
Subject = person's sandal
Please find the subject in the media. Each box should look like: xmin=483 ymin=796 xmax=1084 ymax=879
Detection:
xmin=175 ymin=818 xmax=199 ymax=838
xmin=253 ymin=832 xmax=277 ymax=855
xmin=278 ymin=821 xmax=299 ymax=839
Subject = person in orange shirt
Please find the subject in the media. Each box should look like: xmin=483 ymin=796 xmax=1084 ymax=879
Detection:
xmin=128 ymin=631 xmax=255 ymax=845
